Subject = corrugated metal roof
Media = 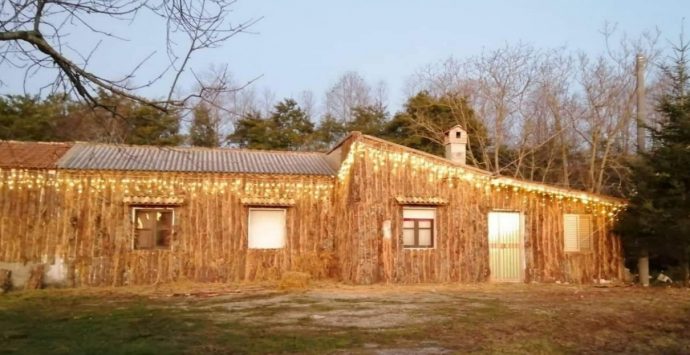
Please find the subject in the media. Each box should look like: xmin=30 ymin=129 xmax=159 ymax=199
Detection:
xmin=0 ymin=141 xmax=73 ymax=169
xmin=57 ymin=143 xmax=336 ymax=176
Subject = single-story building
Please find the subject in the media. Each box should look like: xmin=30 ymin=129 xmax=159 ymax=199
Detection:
xmin=0 ymin=126 xmax=625 ymax=287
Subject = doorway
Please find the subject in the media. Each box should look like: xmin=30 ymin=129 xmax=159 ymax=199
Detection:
xmin=487 ymin=211 xmax=524 ymax=282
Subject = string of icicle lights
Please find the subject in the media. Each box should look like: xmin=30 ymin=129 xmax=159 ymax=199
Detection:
xmin=0 ymin=141 xmax=625 ymax=217
xmin=335 ymin=141 xmax=626 ymax=218
xmin=0 ymin=169 xmax=333 ymax=200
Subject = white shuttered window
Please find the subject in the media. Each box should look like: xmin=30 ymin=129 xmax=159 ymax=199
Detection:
xmin=563 ymin=214 xmax=592 ymax=252
xmin=248 ymin=208 xmax=286 ymax=249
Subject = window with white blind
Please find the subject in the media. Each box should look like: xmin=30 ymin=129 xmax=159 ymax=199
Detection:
xmin=563 ymin=214 xmax=593 ymax=252
xmin=402 ymin=207 xmax=436 ymax=248
xmin=248 ymin=208 xmax=286 ymax=249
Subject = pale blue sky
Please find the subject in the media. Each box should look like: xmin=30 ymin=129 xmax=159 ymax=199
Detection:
xmin=2 ymin=0 xmax=689 ymax=113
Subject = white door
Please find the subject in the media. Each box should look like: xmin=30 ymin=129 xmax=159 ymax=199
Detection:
xmin=488 ymin=212 xmax=523 ymax=282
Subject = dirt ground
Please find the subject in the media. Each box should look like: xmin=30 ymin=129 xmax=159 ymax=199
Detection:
xmin=2 ymin=282 xmax=690 ymax=354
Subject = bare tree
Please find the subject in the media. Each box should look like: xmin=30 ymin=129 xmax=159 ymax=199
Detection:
xmin=188 ymin=65 xmax=262 ymax=145
xmin=407 ymin=46 xmax=541 ymax=174
xmin=0 ymin=0 xmax=260 ymax=112
xmin=518 ymin=49 xmax=576 ymax=185
xmin=570 ymin=25 xmax=661 ymax=194
xmin=405 ymin=57 xmax=493 ymax=168
xmin=325 ymin=71 xmax=385 ymax=122
xmin=467 ymin=43 xmax=538 ymax=174
xmin=297 ymin=89 xmax=317 ymax=118
xmin=405 ymin=28 xmax=662 ymax=196
xmin=404 ymin=56 xmax=467 ymax=98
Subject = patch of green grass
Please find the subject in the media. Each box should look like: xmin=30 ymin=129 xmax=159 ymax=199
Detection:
xmin=422 ymin=297 xmax=511 ymax=327
xmin=3 ymin=287 xmax=690 ymax=354
xmin=0 ymin=294 xmax=192 ymax=354
xmin=0 ymin=292 xmax=394 ymax=354
xmin=206 ymin=321 xmax=361 ymax=354
xmin=238 ymin=305 xmax=291 ymax=318
xmin=7 ymin=290 xmax=410 ymax=355
xmin=191 ymin=291 xmax=286 ymax=307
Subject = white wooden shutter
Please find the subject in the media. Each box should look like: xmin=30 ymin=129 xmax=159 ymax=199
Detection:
xmin=563 ymin=214 xmax=579 ymax=252
xmin=248 ymin=209 xmax=286 ymax=249
xmin=578 ymin=215 xmax=592 ymax=251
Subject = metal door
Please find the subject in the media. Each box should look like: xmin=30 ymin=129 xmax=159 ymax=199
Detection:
xmin=488 ymin=211 xmax=523 ymax=282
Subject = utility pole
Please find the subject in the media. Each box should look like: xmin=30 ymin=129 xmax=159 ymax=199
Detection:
xmin=636 ymin=54 xmax=647 ymax=152
xmin=636 ymin=53 xmax=650 ymax=287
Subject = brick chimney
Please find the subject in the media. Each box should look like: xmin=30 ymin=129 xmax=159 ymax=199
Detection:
xmin=444 ymin=125 xmax=467 ymax=165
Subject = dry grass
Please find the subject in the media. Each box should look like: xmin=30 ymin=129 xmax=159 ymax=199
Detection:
xmin=1 ymin=283 xmax=690 ymax=354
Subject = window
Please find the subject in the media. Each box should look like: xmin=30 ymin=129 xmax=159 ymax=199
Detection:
xmin=248 ymin=208 xmax=286 ymax=249
xmin=563 ymin=214 xmax=592 ymax=252
xmin=402 ymin=207 xmax=435 ymax=248
xmin=133 ymin=208 xmax=174 ymax=250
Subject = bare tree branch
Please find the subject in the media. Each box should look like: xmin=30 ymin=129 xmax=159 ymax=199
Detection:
xmin=0 ymin=0 xmax=260 ymax=112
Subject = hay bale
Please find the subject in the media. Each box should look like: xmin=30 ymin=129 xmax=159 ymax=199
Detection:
xmin=278 ymin=271 xmax=311 ymax=291
xmin=0 ymin=269 xmax=11 ymax=294
xmin=25 ymin=265 xmax=44 ymax=290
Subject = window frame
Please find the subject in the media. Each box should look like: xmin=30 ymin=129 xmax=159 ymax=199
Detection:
xmin=402 ymin=207 xmax=436 ymax=249
xmin=247 ymin=207 xmax=287 ymax=250
xmin=563 ymin=213 xmax=593 ymax=253
xmin=131 ymin=206 xmax=175 ymax=251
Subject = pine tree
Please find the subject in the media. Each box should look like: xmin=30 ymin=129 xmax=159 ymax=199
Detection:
xmin=269 ymin=99 xmax=314 ymax=150
xmin=616 ymin=41 xmax=690 ymax=285
xmin=312 ymin=113 xmax=346 ymax=150
xmin=189 ymin=103 xmax=220 ymax=147
xmin=346 ymin=105 xmax=388 ymax=136
xmin=0 ymin=94 xmax=69 ymax=141
xmin=383 ymin=91 xmax=488 ymax=166
xmin=227 ymin=99 xmax=315 ymax=151
xmin=124 ymin=105 xmax=183 ymax=146
xmin=227 ymin=110 xmax=272 ymax=149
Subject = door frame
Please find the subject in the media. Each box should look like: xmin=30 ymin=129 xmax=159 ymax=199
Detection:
xmin=487 ymin=210 xmax=525 ymax=282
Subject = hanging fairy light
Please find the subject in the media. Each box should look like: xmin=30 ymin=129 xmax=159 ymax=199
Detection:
xmin=1 ymin=138 xmax=625 ymax=219
xmin=0 ymin=168 xmax=334 ymax=202
xmin=333 ymin=141 xmax=626 ymax=219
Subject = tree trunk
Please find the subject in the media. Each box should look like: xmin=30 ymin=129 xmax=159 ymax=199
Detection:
xmin=682 ymin=254 xmax=689 ymax=287
xmin=638 ymin=249 xmax=649 ymax=287
xmin=553 ymin=112 xmax=570 ymax=187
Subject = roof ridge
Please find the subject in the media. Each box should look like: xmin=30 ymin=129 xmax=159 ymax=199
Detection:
xmin=326 ymin=131 xmax=361 ymax=154
xmin=71 ymin=141 xmax=328 ymax=156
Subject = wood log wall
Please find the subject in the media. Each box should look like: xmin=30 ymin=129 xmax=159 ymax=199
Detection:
xmin=0 ymin=135 xmax=624 ymax=287
xmin=0 ymin=169 xmax=334 ymax=286
xmin=332 ymin=136 xmax=624 ymax=284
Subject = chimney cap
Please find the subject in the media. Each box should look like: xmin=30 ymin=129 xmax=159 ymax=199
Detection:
xmin=443 ymin=124 xmax=466 ymax=134
xmin=444 ymin=124 xmax=468 ymax=145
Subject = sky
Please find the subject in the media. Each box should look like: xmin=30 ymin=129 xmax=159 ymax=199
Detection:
xmin=2 ymin=0 xmax=689 ymax=114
